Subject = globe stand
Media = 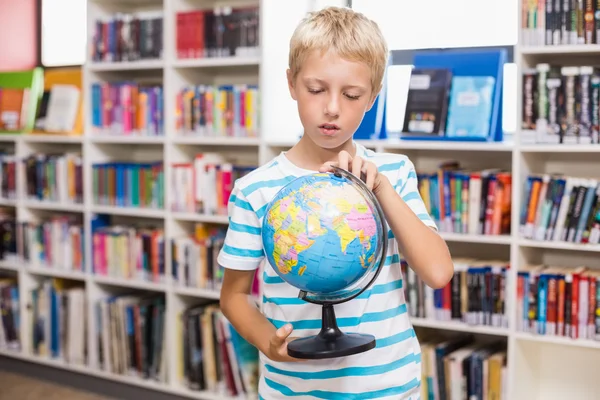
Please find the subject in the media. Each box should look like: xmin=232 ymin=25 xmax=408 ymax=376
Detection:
xmin=287 ymin=302 xmax=375 ymax=359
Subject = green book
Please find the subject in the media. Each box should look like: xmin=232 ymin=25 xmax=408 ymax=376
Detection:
xmin=0 ymin=67 xmax=44 ymax=134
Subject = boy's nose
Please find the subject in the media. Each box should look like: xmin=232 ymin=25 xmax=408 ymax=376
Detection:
xmin=324 ymin=95 xmax=340 ymax=117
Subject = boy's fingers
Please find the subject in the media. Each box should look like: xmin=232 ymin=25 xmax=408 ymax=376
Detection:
xmin=338 ymin=151 xmax=351 ymax=171
xmin=365 ymin=163 xmax=377 ymax=190
xmin=351 ymin=156 xmax=363 ymax=177
xmin=274 ymin=324 xmax=293 ymax=344
xmin=319 ymin=161 xmax=338 ymax=172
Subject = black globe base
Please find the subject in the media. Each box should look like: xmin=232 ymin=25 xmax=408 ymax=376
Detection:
xmin=287 ymin=303 xmax=376 ymax=360
xmin=287 ymin=331 xmax=375 ymax=359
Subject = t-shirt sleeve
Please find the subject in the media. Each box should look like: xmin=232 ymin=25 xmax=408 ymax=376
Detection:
xmin=217 ymin=183 xmax=265 ymax=271
xmin=394 ymin=159 xmax=438 ymax=231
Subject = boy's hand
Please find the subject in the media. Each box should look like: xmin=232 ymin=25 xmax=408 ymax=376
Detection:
xmin=267 ymin=324 xmax=305 ymax=363
xmin=319 ymin=150 xmax=389 ymax=195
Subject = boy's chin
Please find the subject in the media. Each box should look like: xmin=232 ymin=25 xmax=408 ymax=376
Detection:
xmin=305 ymin=131 xmax=353 ymax=149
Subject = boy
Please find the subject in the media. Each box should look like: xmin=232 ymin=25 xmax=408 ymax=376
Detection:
xmin=218 ymin=6 xmax=454 ymax=399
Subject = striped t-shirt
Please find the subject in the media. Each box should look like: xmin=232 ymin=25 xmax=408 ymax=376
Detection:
xmin=217 ymin=142 xmax=437 ymax=399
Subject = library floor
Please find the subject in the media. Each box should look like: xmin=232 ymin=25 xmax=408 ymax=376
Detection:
xmin=0 ymin=371 xmax=112 ymax=399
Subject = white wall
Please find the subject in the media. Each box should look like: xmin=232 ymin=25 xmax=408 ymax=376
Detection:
xmin=261 ymin=0 xmax=519 ymax=142
xmin=351 ymin=0 xmax=518 ymax=50
xmin=259 ymin=0 xmax=346 ymax=143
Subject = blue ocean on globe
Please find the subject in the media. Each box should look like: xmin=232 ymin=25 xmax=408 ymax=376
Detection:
xmin=262 ymin=172 xmax=382 ymax=295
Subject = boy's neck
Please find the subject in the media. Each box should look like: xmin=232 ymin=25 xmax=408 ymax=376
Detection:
xmin=285 ymin=134 xmax=357 ymax=171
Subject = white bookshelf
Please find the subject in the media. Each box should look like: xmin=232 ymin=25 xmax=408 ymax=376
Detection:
xmin=0 ymin=0 xmax=599 ymax=399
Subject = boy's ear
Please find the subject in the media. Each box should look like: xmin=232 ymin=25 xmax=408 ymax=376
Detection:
xmin=287 ymin=69 xmax=298 ymax=100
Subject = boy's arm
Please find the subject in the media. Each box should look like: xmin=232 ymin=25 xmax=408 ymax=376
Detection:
xmin=220 ymin=269 xmax=274 ymax=352
xmin=217 ymin=186 xmax=302 ymax=362
xmin=376 ymin=160 xmax=453 ymax=289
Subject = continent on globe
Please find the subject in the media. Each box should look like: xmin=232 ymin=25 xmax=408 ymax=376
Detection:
xmin=262 ymin=172 xmax=382 ymax=295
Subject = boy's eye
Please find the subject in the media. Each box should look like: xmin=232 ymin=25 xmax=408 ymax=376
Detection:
xmin=308 ymin=88 xmax=323 ymax=94
xmin=345 ymin=93 xmax=360 ymax=100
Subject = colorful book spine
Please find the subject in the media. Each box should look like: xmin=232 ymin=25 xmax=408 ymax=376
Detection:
xmin=171 ymin=225 xmax=227 ymax=290
xmin=520 ymin=174 xmax=600 ymax=244
xmin=175 ymin=84 xmax=259 ymax=138
xmin=417 ymin=163 xmax=512 ymax=235
xmin=90 ymin=12 xmax=164 ymax=63
xmin=171 ymin=155 xmax=254 ymax=215
xmin=29 ymin=278 xmax=86 ymax=363
xmin=402 ymin=258 xmax=510 ymax=328
xmin=92 ymin=224 xmax=165 ymax=283
xmin=175 ymin=7 xmax=260 ymax=59
xmin=517 ymin=264 xmax=600 ymax=340
xmin=91 ymin=82 xmax=164 ymax=137
xmin=19 ymin=218 xmax=85 ymax=273
xmin=95 ymin=293 xmax=166 ymax=380
xmin=521 ymin=0 xmax=599 ymax=46
xmin=420 ymin=336 xmax=507 ymax=400
xmin=179 ymin=304 xmax=259 ymax=396
xmin=521 ymin=63 xmax=600 ymax=144
xmin=22 ymin=152 xmax=83 ymax=204
xmin=91 ymin=162 xmax=164 ymax=209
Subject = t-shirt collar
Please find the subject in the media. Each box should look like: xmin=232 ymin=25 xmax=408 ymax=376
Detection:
xmin=277 ymin=141 xmax=367 ymax=176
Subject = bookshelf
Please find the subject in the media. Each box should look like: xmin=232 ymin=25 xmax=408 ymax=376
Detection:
xmin=0 ymin=1 xmax=599 ymax=400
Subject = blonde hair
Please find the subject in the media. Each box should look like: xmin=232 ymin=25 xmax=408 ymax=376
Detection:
xmin=288 ymin=6 xmax=388 ymax=93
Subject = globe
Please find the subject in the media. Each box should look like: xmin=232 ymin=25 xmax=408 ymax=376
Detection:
xmin=261 ymin=166 xmax=388 ymax=359
xmin=262 ymin=167 xmax=386 ymax=301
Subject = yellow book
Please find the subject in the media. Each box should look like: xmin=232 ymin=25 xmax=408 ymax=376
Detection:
xmin=32 ymin=67 xmax=83 ymax=136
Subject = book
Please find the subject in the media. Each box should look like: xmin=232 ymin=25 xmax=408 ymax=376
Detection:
xmin=445 ymin=76 xmax=496 ymax=140
xmin=402 ymin=68 xmax=453 ymax=137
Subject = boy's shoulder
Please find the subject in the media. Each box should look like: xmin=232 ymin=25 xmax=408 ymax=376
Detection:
xmin=231 ymin=155 xmax=290 ymax=200
xmin=360 ymin=145 xmax=415 ymax=178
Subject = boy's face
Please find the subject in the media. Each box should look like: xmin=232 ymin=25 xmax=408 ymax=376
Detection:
xmin=287 ymin=49 xmax=378 ymax=150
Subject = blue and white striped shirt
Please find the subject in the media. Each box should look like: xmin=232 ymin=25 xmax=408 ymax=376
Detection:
xmin=217 ymin=142 xmax=437 ymax=399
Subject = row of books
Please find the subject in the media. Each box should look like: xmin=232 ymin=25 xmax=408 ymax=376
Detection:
xmin=92 ymin=223 xmax=165 ymax=283
xmin=520 ymin=174 xmax=600 ymax=244
xmin=0 ymin=152 xmax=82 ymax=204
xmin=23 ymin=152 xmax=83 ymax=204
xmin=0 ymin=277 xmax=19 ymax=351
xmin=90 ymin=82 xmax=164 ymax=137
xmin=90 ymin=12 xmax=164 ymax=63
xmin=171 ymin=155 xmax=254 ymax=215
xmin=30 ymin=279 xmax=86 ymax=365
xmin=6 ymin=285 xmax=258 ymax=396
xmin=420 ymin=334 xmax=507 ymax=400
xmin=176 ymin=6 xmax=260 ymax=60
xmin=172 ymin=225 xmax=226 ymax=291
xmin=403 ymin=258 xmax=509 ymax=328
xmin=180 ymin=303 xmax=258 ymax=397
xmin=521 ymin=0 xmax=600 ymax=47
xmin=0 ymin=211 xmax=84 ymax=273
xmin=402 ymin=69 xmax=498 ymax=141
xmin=91 ymin=162 xmax=165 ymax=210
xmin=517 ymin=264 xmax=600 ymax=340
xmin=522 ymin=64 xmax=600 ymax=144
xmin=176 ymin=84 xmax=260 ymax=139
xmin=96 ymin=292 xmax=166 ymax=381
xmin=20 ymin=217 xmax=85 ymax=273
xmin=417 ymin=162 xmax=512 ymax=236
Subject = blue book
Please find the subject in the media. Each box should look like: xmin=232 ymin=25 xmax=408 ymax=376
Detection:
xmin=445 ymin=76 xmax=496 ymax=139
